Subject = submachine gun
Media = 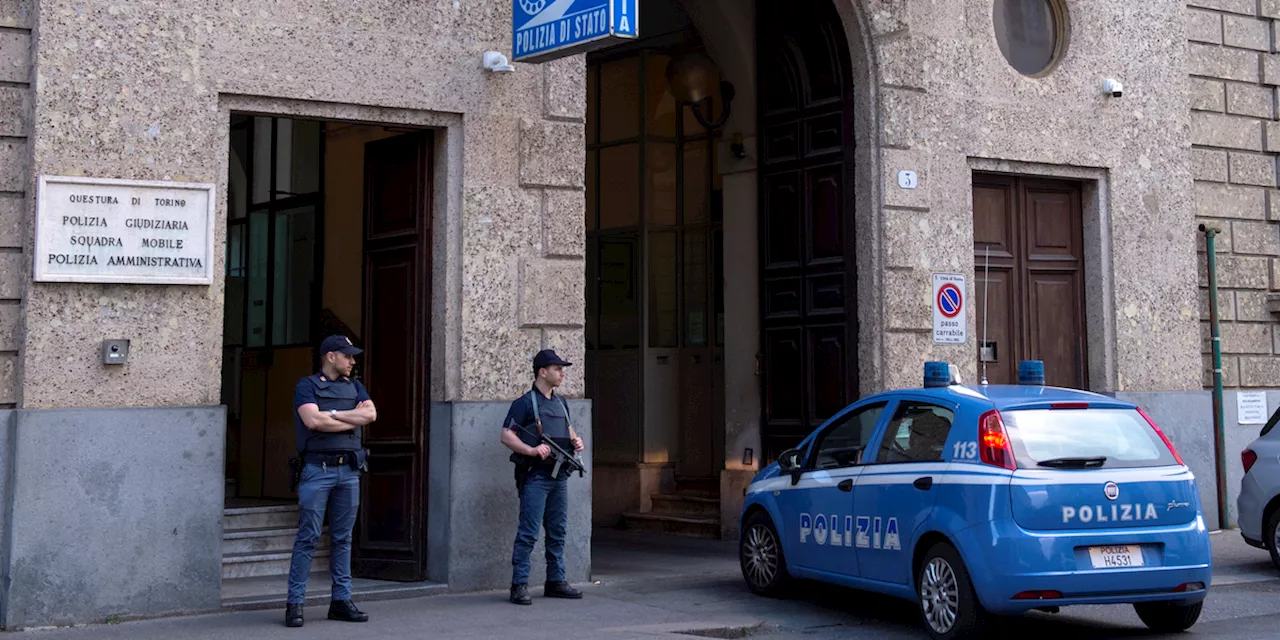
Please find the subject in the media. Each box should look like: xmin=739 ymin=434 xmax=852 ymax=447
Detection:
xmin=515 ymin=390 xmax=586 ymax=479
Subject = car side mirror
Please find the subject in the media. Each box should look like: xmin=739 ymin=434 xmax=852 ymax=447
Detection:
xmin=778 ymin=448 xmax=804 ymax=484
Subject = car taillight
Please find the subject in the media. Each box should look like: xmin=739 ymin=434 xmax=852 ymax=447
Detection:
xmin=1013 ymin=590 xmax=1062 ymax=600
xmin=978 ymin=410 xmax=1016 ymax=470
xmin=1137 ymin=407 xmax=1184 ymax=466
xmin=1243 ymin=449 xmax=1258 ymax=474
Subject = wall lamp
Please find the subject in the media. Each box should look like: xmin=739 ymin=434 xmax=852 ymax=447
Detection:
xmin=665 ymin=51 xmax=735 ymax=130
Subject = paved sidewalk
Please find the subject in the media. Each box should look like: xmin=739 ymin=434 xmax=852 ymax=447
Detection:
xmin=12 ymin=528 xmax=1278 ymax=639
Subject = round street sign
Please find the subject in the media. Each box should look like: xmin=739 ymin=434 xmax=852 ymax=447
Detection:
xmin=937 ymin=282 xmax=962 ymax=319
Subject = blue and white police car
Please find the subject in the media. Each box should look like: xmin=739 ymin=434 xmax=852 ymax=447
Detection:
xmin=738 ymin=361 xmax=1211 ymax=639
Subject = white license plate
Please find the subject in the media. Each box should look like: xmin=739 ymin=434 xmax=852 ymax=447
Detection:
xmin=1088 ymin=545 xmax=1145 ymax=569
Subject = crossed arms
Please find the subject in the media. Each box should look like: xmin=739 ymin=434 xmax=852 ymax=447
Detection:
xmin=297 ymin=400 xmax=378 ymax=433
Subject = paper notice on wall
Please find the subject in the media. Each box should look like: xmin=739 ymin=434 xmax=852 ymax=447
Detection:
xmin=1237 ymin=391 xmax=1269 ymax=425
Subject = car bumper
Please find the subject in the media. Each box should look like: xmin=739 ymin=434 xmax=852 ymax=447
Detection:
xmin=959 ymin=518 xmax=1212 ymax=615
xmin=1237 ymin=472 xmax=1265 ymax=543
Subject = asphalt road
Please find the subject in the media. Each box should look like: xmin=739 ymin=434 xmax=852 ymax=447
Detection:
xmin=15 ymin=529 xmax=1280 ymax=639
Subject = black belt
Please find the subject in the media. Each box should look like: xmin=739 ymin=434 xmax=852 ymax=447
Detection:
xmin=304 ymin=451 xmax=356 ymax=466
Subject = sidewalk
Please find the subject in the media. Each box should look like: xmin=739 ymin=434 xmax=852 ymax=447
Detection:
xmin=12 ymin=528 xmax=1277 ymax=639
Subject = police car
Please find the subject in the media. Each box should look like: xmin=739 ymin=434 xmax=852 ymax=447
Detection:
xmin=738 ymin=361 xmax=1211 ymax=639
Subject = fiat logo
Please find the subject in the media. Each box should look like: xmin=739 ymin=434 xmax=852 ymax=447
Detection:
xmin=1104 ymin=482 xmax=1120 ymax=501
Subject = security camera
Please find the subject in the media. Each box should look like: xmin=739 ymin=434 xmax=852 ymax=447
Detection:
xmin=1103 ymin=78 xmax=1123 ymax=98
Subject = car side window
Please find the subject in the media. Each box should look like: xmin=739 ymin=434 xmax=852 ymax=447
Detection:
xmin=876 ymin=401 xmax=955 ymax=464
xmin=811 ymin=403 xmax=887 ymax=470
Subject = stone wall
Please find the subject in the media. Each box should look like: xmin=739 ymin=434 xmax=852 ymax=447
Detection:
xmin=0 ymin=0 xmax=32 ymax=407
xmin=1188 ymin=0 xmax=1280 ymax=388
xmin=20 ymin=0 xmax=585 ymax=409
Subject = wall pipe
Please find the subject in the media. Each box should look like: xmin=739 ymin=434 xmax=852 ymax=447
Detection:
xmin=1200 ymin=223 xmax=1228 ymax=529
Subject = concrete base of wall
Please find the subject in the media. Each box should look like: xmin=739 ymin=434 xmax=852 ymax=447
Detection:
xmin=720 ymin=469 xmax=754 ymax=541
xmin=592 ymin=464 xmax=640 ymax=527
xmin=0 ymin=406 xmax=226 ymax=629
xmin=429 ymin=400 xmax=592 ymax=592
xmin=1115 ymin=389 xmax=1280 ymax=531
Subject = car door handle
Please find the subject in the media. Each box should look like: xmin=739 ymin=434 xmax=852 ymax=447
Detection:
xmin=913 ymin=476 xmax=933 ymax=491
xmin=838 ymin=479 xmax=853 ymax=492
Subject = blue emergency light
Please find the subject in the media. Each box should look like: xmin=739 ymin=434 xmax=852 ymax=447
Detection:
xmin=1017 ymin=360 xmax=1045 ymax=385
xmin=924 ymin=361 xmax=953 ymax=388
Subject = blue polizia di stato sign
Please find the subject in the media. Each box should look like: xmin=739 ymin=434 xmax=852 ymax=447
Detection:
xmin=513 ymin=0 xmax=638 ymax=63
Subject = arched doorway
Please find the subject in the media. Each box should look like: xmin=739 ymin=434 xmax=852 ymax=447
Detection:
xmin=756 ymin=0 xmax=859 ymax=461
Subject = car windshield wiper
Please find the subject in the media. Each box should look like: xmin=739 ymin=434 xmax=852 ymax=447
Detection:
xmin=1037 ymin=456 xmax=1107 ymax=468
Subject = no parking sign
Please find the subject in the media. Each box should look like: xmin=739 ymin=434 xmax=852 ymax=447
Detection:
xmin=932 ymin=273 xmax=966 ymax=345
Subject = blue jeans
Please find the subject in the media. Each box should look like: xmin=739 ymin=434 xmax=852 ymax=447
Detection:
xmin=288 ymin=462 xmax=360 ymax=604
xmin=511 ymin=466 xmax=569 ymax=585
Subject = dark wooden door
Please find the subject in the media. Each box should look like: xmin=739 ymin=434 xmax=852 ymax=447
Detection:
xmin=353 ymin=131 xmax=432 ymax=581
xmin=972 ymin=174 xmax=1087 ymax=388
xmin=757 ymin=0 xmax=857 ymax=462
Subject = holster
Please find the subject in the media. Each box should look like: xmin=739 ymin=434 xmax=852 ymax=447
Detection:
xmin=288 ymin=455 xmax=304 ymax=493
xmin=513 ymin=457 xmax=533 ymax=492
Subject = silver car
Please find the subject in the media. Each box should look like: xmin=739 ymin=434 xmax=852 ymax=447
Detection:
xmin=1239 ymin=408 xmax=1280 ymax=569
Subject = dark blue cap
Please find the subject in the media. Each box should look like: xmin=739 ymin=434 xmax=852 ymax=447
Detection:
xmin=319 ymin=335 xmax=362 ymax=356
xmin=533 ymin=349 xmax=572 ymax=370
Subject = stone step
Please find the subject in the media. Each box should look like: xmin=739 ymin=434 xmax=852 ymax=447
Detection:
xmin=620 ymin=512 xmax=721 ymax=540
xmin=222 ymin=527 xmax=329 ymax=557
xmin=222 ymin=550 xmax=330 ymax=580
xmin=674 ymin=476 xmax=720 ymax=497
xmin=224 ymin=505 xmax=299 ymax=531
xmin=650 ymin=493 xmax=721 ymax=518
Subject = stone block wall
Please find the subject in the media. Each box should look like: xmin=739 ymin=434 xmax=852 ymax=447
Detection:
xmin=0 ymin=0 xmax=31 ymax=407
xmin=1189 ymin=0 xmax=1280 ymax=388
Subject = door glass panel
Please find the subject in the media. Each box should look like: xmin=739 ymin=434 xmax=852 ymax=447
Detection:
xmin=280 ymin=119 xmax=321 ymax=198
xmin=683 ymin=229 xmax=707 ymax=346
xmin=587 ymin=65 xmax=599 ymax=145
xmin=246 ymin=210 xmax=269 ymax=347
xmin=812 ymin=403 xmax=886 ymax=469
xmin=599 ymin=238 xmax=640 ymax=349
xmin=646 ymin=54 xmax=677 ymax=138
xmin=683 ymin=140 xmax=708 ymax=224
xmin=271 ymin=205 xmax=315 ymax=346
xmin=648 ymin=142 xmax=677 ymax=227
xmin=600 ymin=144 xmax=640 ymax=229
xmin=224 ymin=224 xmax=246 ymax=344
xmin=649 ymin=231 xmax=678 ymax=347
xmin=229 ymin=124 xmax=249 ymax=220
xmin=877 ymin=402 xmax=955 ymax=464
xmin=586 ymin=150 xmax=597 ymax=231
xmin=600 ymin=58 xmax=640 ymax=142
xmin=252 ymin=118 xmax=272 ymax=205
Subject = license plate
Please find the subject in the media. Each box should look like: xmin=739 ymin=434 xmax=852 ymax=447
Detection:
xmin=1088 ymin=545 xmax=1145 ymax=569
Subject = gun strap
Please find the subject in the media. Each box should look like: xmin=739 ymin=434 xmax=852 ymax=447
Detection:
xmin=530 ymin=390 xmax=543 ymax=438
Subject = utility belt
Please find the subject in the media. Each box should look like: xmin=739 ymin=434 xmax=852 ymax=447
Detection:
xmin=303 ymin=450 xmax=366 ymax=469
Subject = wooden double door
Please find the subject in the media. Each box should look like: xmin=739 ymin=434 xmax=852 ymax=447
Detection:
xmin=354 ymin=131 xmax=433 ymax=581
xmin=972 ymin=174 xmax=1088 ymax=388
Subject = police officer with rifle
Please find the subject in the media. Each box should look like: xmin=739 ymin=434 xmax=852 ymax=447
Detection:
xmin=501 ymin=349 xmax=586 ymax=605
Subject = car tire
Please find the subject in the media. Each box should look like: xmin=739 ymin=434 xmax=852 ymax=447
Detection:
xmin=1133 ymin=600 xmax=1203 ymax=633
xmin=1266 ymin=508 xmax=1280 ymax=571
xmin=740 ymin=510 xmax=791 ymax=596
xmin=916 ymin=542 xmax=990 ymax=640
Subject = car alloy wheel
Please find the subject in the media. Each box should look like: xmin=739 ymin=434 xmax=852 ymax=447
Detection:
xmin=743 ymin=524 xmax=779 ymax=588
xmin=920 ymin=557 xmax=960 ymax=635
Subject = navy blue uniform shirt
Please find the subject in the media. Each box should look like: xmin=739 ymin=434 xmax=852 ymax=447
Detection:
xmin=504 ymin=386 xmax=572 ymax=466
xmin=293 ymin=374 xmax=370 ymax=454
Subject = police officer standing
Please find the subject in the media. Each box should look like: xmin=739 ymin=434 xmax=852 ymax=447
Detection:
xmin=501 ymin=349 xmax=585 ymax=605
xmin=284 ymin=335 xmax=377 ymax=628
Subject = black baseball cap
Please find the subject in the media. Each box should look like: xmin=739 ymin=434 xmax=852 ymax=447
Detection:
xmin=319 ymin=335 xmax=363 ymax=356
xmin=533 ymin=349 xmax=572 ymax=370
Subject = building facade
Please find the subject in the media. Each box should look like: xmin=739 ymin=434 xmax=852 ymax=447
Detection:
xmin=0 ymin=0 xmax=1275 ymax=630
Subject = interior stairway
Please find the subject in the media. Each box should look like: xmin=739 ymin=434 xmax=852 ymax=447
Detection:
xmin=619 ymin=476 xmax=722 ymax=539
xmin=222 ymin=504 xmax=329 ymax=580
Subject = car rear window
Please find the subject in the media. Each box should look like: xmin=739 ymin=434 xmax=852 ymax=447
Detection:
xmin=1001 ymin=408 xmax=1179 ymax=469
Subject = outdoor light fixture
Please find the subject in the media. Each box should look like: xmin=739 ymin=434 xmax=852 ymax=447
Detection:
xmin=665 ymin=51 xmax=735 ymax=130
xmin=483 ymin=51 xmax=515 ymax=73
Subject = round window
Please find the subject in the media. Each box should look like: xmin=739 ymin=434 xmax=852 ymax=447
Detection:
xmin=993 ymin=0 xmax=1067 ymax=76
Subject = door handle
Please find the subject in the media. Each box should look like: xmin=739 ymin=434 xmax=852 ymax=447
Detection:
xmin=838 ymin=479 xmax=853 ymax=492
xmin=913 ymin=476 xmax=933 ymax=491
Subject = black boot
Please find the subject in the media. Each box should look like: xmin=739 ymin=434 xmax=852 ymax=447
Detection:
xmin=284 ymin=603 xmax=304 ymax=628
xmin=510 ymin=583 xmax=532 ymax=605
xmin=327 ymin=599 xmax=369 ymax=623
xmin=544 ymin=581 xmax=583 ymax=599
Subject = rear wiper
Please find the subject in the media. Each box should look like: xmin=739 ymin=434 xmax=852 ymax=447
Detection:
xmin=1037 ymin=456 xmax=1106 ymax=468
